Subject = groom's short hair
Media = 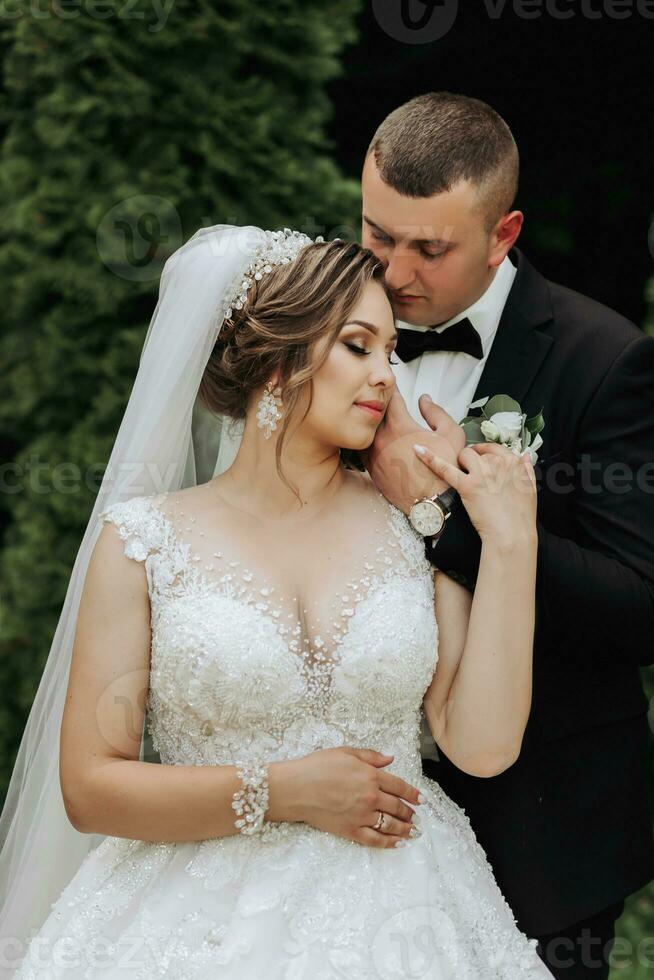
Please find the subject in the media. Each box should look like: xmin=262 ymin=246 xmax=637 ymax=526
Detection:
xmin=366 ymin=92 xmax=519 ymax=233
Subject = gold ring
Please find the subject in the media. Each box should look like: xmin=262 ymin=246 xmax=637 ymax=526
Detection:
xmin=373 ymin=811 xmax=385 ymax=831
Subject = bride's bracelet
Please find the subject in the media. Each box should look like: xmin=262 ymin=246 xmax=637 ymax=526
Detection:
xmin=231 ymin=762 xmax=271 ymax=835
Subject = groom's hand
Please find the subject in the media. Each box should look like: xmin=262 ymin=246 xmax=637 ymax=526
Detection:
xmin=361 ymin=390 xmax=465 ymax=515
xmin=418 ymin=394 xmax=467 ymax=457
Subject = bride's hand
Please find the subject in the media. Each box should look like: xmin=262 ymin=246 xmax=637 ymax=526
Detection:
xmin=413 ymin=441 xmax=538 ymax=545
xmin=276 ymin=746 xmax=422 ymax=849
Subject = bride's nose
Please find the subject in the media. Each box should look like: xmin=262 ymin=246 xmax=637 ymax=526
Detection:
xmin=368 ymin=358 xmax=396 ymax=390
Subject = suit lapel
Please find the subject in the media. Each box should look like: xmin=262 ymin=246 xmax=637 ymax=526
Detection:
xmin=470 ymin=248 xmax=555 ymax=412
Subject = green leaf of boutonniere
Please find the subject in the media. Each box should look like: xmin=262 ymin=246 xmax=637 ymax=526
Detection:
xmin=461 ymin=419 xmax=486 ymax=446
xmin=525 ymin=409 xmax=545 ymax=436
xmin=482 ymin=394 xmax=522 ymax=418
xmin=467 ymin=396 xmax=490 ymax=412
xmin=459 ymin=393 xmax=546 ymax=464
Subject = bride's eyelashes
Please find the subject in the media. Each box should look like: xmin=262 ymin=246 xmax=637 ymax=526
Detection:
xmin=343 ymin=341 xmax=399 ymax=366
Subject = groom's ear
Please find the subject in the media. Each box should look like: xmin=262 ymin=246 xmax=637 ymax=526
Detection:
xmin=490 ymin=211 xmax=523 ymax=266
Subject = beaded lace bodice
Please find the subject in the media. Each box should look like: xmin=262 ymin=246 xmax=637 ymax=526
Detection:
xmin=99 ymin=482 xmax=438 ymax=783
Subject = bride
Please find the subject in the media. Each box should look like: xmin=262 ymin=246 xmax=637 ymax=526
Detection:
xmin=0 ymin=225 xmax=550 ymax=978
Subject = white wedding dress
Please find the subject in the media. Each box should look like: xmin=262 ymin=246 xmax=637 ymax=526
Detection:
xmin=15 ymin=481 xmax=550 ymax=979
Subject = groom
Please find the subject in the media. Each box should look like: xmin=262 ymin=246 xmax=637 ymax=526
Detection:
xmin=362 ymin=92 xmax=654 ymax=978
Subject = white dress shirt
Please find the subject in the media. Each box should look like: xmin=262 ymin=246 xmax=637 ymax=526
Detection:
xmin=392 ymin=254 xmax=518 ymax=426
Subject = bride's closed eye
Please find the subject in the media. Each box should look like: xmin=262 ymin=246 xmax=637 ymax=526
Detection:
xmin=344 ymin=341 xmax=398 ymax=366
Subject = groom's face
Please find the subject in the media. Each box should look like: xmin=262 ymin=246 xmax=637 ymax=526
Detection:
xmin=361 ymin=153 xmax=500 ymax=327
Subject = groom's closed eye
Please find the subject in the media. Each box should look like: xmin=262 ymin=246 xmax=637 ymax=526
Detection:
xmin=371 ymin=231 xmax=450 ymax=261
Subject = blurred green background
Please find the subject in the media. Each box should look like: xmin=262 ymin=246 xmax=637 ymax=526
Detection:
xmin=0 ymin=1 xmax=652 ymax=975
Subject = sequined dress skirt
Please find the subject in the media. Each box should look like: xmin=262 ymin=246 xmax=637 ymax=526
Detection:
xmin=14 ymin=767 xmax=551 ymax=979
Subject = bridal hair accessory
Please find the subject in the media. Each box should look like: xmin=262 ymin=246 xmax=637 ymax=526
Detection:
xmin=256 ymin=381 xmax=284 ymax=439
xmin=221 ymin=227 xmax=322 ymax=321
xmin=231 ymin=763 xmax=271 ymax=835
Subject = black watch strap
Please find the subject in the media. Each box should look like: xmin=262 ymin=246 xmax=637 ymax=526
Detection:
xmin=428 ymin=486 xmax=459 ymax=547
xmin=432 ymin=486 xmax=458 ymax=512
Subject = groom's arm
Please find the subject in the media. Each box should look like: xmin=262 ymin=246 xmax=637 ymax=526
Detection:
xmin=535 ymin=332 xmax=654 ymax=668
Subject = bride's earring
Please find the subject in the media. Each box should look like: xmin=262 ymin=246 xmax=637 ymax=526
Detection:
xmin=256 ymin=381 xmax=283 ymax=439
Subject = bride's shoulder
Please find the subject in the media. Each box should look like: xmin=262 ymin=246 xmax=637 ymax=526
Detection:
xmin=343 ymin=470 xmax=433 ymax=577
xmin=169 ymin=477 xmax=231 ymax=510
xmin=97 ymin=491 xmax=174 ymax=563
xmin=98 ymin=490 xmax=168 ymax=524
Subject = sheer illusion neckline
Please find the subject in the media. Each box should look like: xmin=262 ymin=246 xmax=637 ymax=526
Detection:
xmin=203 ymin=466 xmax=352 ymax=526
xmin=141 ymin=487 xmax=425 ymax=670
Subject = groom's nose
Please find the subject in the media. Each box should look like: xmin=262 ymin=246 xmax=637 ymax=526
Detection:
xmin=383 ymin=248 xmax=420 ymax=293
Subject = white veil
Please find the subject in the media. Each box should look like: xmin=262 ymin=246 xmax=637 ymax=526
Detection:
xmin=0 ymin=223 xmax=314 ymax=974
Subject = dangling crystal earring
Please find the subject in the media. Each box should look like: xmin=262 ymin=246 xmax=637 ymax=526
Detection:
xmin=256 ymin=381 xmax=283 ymax=439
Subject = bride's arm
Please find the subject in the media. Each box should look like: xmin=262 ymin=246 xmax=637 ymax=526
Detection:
xmin=59 ymin=523 xmax=269 ymax=841
xmin=422 ymin=530 xmax=537 ymax=779
xmin=416 ymin=440 xmax=538 ymax=779
xmin=60 ymin=523 xmax=421 ymax=843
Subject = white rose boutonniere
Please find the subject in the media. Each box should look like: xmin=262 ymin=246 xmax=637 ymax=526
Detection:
xmin=459 ymin=394 xmax=545 ymax=464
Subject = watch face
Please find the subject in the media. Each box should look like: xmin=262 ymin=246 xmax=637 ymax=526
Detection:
xmin=410 ymin=499 xmax=445 ymax=536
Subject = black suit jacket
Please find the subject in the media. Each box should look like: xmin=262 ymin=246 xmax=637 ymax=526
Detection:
xmin=423 ymin=247 xmax=654 ymax=936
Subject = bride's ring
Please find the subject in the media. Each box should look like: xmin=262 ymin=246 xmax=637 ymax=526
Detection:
xmin=373 ymin=811 xmax=388 ymax=832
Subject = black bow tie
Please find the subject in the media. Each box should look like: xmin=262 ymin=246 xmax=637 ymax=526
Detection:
xmin=394 ymin=317 xmax=484 ymax=363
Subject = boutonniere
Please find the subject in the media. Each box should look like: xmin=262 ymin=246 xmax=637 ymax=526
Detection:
xmin=459 ymin=394 xmax=545 ymax=464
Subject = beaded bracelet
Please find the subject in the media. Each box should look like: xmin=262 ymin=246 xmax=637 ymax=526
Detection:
xmin=231 ymin=762 xmax=270 ymax=835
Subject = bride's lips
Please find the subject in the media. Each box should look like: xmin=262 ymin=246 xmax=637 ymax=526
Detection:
xmin=355 ymin=401 xmax=385 ymax=419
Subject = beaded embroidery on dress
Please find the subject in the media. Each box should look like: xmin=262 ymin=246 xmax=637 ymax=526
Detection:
xmin=16 ymin=483 xmax=550 ymax=979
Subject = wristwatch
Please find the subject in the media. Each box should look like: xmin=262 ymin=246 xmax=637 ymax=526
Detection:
xmin=408 ymin=486 xmax=458 ymax=546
